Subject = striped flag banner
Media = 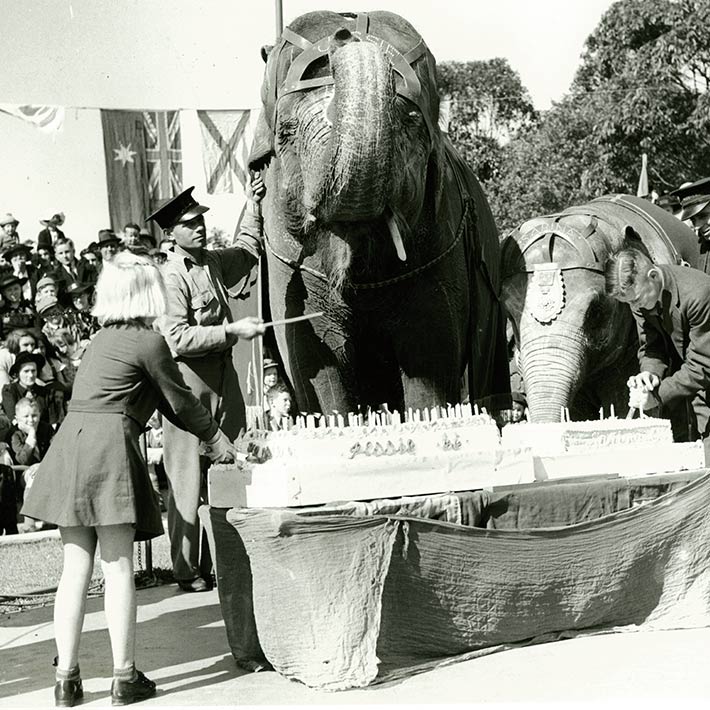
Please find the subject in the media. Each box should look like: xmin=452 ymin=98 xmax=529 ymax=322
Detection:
xmin=198 ymin=109 xmax=260 ymax=194
xmin=0 ymin=104 xmax=65 ymax=133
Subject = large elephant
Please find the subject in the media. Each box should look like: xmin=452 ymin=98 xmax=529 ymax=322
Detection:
xmin=501 ymin=194 xmax=700 ymax=423
xmin=248 ymin=10 xmax=508 ymax=414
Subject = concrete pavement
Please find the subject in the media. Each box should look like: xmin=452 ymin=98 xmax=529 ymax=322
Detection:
xmin=2 ymin=582 xmax=710 ymax=708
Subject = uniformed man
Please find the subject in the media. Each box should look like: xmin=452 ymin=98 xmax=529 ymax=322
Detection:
xmin=669 ymin=177 xmax=710 ymax=272
xmin=149 ymin=177 xmax=265 ymax=592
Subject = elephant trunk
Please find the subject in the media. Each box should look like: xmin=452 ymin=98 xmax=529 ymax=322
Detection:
xmin=302 ymin=33 xmax=394 ymax=223
xmin=520 ymin=326 xmax=588 ymax=423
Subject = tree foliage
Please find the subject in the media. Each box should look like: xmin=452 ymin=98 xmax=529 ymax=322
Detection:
xmin=437 ymin=59 xmax=537 ymax=183
xmin=441 ymin=0 xmax=710 ymax=236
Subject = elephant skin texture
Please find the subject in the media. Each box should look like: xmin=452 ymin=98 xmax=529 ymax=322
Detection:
xmin=501 ymin=194 xmax=701 ymax=423
xmin=250 ymin=10 xmax=509 ymax=415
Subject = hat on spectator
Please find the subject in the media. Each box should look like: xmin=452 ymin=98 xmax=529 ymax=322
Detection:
xmin=655 ymin=194 xmax=682 ymax=216
xmin=9 ymin=351 xmax=46 ymax=378
xmin=0 ymin=273 xmax=22 ymax=291
xmin=84 ymin=241 xmax=99 ymax=253
xmin=139 ymin=229 xmax=157 ymax=248
xmin=36 ymin=275 xmax=57 ymax=291
xmin=0 ymin=213 xmax=19 ymax=227
xmin=2 ymin=243 xmax=32 ymax=262
xmin=67 ymin=281 xmax=92 ymax=296
xmin=263 ymin=357 xmax=278 ymax=372
xmin=36 ymin=232 xmax=54 ymax=251
xmin=680 ymin=194 xmax=710 ymax=222
xmin=147 ymin=187 xmax=209 ymax=230
xmin=40 ymin=212 xmax=65 ymax=228
xmin=98 ymin=229 xmax=121 ymax=246
xmin=669 ymin=177 xmax=710 ymax=200
xmin=36 ymin=292 xmax=61 ymax=315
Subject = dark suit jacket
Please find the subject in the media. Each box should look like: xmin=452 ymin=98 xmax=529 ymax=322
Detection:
xmin=634 ymin=264 xmax=710 ymax=408
xmin=53 ymin=259 xmax=97 ymax=303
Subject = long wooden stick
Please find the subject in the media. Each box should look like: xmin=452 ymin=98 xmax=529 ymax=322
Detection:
xmin=263 ymin=312 xmax=324 ymax=328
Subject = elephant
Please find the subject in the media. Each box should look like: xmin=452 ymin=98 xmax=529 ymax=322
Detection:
xmin=501 ymin=194 xmax=700 ymax=423
xmin=248 ymin=10 xmax=509 ymax=415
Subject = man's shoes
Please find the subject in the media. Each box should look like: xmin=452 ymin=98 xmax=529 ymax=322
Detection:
xmin=177 ymin=577 xmax=210 ymax=593
xmin=54 ymin=678 xmax=83 ymax=707
xmin=235 ymin=658 xmax=273 ymax=673
xmin=110 ymin=669 xmax=156 ymax=706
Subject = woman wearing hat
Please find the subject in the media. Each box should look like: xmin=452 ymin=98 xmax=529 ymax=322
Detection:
xmin=21 ymin=251 xmax=238 ymax=706
xmin=0 ymin=273 xmax=38 ymax=339
xmin=2 ymin=351 xmax=49 ymax=426
xmin=3 ymin=242 xmax=38 ymax=302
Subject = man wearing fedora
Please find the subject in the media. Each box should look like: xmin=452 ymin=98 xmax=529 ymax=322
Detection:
xmin=150 ymin=177 xmax=266 ymax=593
xmin=0 ymin=213 xmax=21 ymax=252
xmin=96 ymin=229 xmax=122 ymax=273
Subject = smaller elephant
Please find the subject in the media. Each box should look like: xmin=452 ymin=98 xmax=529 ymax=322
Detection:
xmin=501 ymin=194 xmax=700 ymax=423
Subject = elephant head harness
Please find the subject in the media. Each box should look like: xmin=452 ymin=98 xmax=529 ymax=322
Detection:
xmin=504 ymin=217 xmax=605 ymax=324
xmin=264 ymin=12 xmax=436 ymax=144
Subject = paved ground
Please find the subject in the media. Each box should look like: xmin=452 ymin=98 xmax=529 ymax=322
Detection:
xmin=2 ymin=582 xmax=710 ymax=709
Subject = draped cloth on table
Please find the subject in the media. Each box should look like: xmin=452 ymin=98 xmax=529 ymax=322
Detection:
xmin=228 ymin=472 xmax=710 ymax=690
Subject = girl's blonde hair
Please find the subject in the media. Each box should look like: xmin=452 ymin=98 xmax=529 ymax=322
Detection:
xmin=603 ymin=247 xmax=654 ymax=300
xmin=92 ymin=251 xmax=167 ymax=325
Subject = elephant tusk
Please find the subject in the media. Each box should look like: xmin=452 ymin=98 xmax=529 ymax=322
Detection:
xmin=386 ymin=209 xmax=407 ymax=261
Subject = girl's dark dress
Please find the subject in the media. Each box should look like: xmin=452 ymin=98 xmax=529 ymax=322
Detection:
xmin=22 ymin=322 xmax=219 ymax=540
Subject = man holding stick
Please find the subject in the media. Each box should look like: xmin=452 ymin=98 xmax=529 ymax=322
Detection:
xmin=149 ymin=176 xmax=265 ymax=592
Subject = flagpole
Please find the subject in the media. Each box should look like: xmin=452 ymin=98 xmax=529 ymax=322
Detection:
xmin=276 ymin=0 xmax=283 ymax=38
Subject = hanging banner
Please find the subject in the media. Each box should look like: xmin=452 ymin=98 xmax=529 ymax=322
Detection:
xmin=101 ymin=110 xmax=182 ymax=233
xmin=100 ymin=110 xmax=152 ymax=231
xmin=198 ymin=109 xmax=259 ymax=194
xmin=0 ymin=104 xmax=65 ymax=133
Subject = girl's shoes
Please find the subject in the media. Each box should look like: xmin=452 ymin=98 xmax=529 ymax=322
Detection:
xmin=54 ymin=678 xmax=83 ymax=707
xmin=110 ymin=669 xmax=156 ymax=706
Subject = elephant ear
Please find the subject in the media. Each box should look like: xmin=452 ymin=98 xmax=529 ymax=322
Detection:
xmin=248 ymin=109 xmax=275 ymax=173
xmin=621 ymin=225 xmax=653 ymax=261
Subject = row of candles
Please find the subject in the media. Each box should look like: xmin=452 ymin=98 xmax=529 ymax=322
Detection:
xmin=285 ymin=402 xmax=489 ymax=431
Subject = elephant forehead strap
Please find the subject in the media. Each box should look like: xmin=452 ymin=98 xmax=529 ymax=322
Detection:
xmin=271 ymin=14 xmax=435 ymax=143
xmin=528 ymin=263 xmax=565 ymax=324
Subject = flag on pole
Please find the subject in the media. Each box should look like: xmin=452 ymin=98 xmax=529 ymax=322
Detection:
xmin=0 ymin=104 xmax=65 ymax=133
xmin=101 ymin=110 xmax=182 ymax=232
xmin=198 ymin=109 xmax=260 ymax=194
xmin=637 ymin=153 xmax=649 ymax=197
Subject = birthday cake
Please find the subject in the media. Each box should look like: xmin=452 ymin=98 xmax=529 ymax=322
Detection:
xmin=502 ymin=417 xmax=704 ymax=480
xmin=237 ymin=406 xmax=533 ymax=507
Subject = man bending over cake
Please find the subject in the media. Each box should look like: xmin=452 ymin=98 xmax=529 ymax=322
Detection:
xmin=604 ymin=247 xmax=710 ymax=464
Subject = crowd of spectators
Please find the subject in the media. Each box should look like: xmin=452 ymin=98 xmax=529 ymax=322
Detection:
xmin=0 ymin=211 xmax=172 ymax=534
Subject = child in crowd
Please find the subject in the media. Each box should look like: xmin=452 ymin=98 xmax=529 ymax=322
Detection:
xmin=10 ymin=398 xmax=52 ymax=532
xmin=66 ymin=282 xmax=99 ymax=340
xmin=144 ymin=411 xmax=167 ymax=509
xmin=36 ymin=293 xmax=86 ymax=371
xmin=2 ymin=352 xmax=49 ymax=430
xmin=266 ymin=382 xmax=293 ymax=431
xmin=10 ymin=397 xmax=53 ymax=466
xmin=34 ymin=275 xmax=59 ymax=303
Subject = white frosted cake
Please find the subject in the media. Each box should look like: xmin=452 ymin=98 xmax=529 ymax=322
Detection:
xmin=236 ymin=406 xmax=533 ymax=507
xmin=502 ymin=417 xmax=704 ymax=480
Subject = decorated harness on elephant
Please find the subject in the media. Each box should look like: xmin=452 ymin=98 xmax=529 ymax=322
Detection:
xmin=262 ymin=12 xmax=497 ymax=294
xmin=264 ymin=12 xmax=436 ymax=144
xmin=502 ymin=216 xmax=606 ymax=324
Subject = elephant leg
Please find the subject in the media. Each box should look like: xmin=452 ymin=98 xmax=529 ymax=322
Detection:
xmin=387 ymin=272 xmax=468 ymax=410
xmin=268 ymin=254 xmax=357 ymax=414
